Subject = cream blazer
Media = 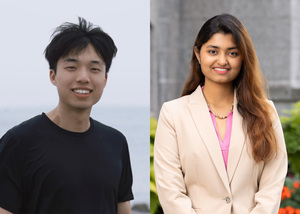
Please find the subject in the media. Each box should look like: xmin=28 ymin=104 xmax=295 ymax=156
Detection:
xmin=154 ymin=86 xmax=288 ymax=214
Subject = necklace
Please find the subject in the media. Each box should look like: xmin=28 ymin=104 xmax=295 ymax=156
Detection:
xmin=207 ymin=104 xmax=234 ymax=119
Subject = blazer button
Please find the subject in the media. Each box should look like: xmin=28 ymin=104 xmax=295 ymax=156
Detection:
xmin=225 ymin=196 xmax=231 ymax=204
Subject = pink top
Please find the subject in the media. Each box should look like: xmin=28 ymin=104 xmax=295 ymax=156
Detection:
xmin=208 ymin=109 xmax=233 ymax=169
xmin=201 ymin=87 xmax=233 ymax=169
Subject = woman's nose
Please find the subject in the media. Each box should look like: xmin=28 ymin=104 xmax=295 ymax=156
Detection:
xmin=217 ymin=53 xmax=228 ymax=66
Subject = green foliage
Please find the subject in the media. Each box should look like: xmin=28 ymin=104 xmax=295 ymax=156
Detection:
xmin=280 ymin=101 xmax=300 ymax=175
xmin=150 ymin=117 xmax=161 ymax=214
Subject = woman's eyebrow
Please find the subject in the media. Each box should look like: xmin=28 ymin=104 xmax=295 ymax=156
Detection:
xmin=206 ymin=45 xmax=238 ymax=50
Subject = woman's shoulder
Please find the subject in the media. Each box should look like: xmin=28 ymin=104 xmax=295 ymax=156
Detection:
xmin=162 ymin=94 xmax=192 ymax=109
xmin=163 ymin=87 xmax=202 ymax=108
xmin=266 ymin=99 xmax=278 ymax=114
xmin=265 ymin=99 xmax=283 ymax=128
xmin=158 ymin=94 xmax=197 ymax=120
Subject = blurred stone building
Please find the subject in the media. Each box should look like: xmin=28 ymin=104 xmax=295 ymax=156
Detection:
xmin=151 ymin=0 xmax=300 ymax=118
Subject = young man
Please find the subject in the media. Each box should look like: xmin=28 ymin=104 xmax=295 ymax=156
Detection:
xmin=0 ymin=17 xmax=133 ymax=214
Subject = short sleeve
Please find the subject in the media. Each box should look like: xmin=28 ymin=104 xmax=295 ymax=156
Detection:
xmin=118 ymin=139 xmax=134 ymax=202
xmin=0 ymin=131 xmax=24 ymax=213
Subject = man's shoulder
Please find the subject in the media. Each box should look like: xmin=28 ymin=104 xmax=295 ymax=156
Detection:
xmin=0 ymin=114 xmax=44 ymax=154
xmin=92 ymin=119 xmax=126 ymax=141
xmin=7 ymin=114 xmax=44 ymax=137
xmin=3 ymin=114 xmax=44 ymax=143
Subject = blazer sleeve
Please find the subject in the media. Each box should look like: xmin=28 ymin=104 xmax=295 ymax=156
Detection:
xmin=250 ymin=102 xmax=288 ymax=214
xmin=154 ymin=102 xmax=197 ymax=214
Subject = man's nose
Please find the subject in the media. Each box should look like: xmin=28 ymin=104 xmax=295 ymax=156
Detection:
xmin=76 ymin=68 xmax=90 ymax=84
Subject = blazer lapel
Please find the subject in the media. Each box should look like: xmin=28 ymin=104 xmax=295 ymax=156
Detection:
xmin=227 ymin=93 xmax=246 ymax=184
xmin=187 ymin=86 xmax=230 ymax=192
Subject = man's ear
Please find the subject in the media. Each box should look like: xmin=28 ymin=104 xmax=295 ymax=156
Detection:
xmin=49 ymin=69 xmax=57 ymax=86
xmin=104 ymin=73 xmax=108 ymax=87
xmin=194 ymin=46 xmax=201 ymax=64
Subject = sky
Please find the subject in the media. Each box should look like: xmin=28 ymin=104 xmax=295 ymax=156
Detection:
xmin=0 ymin=0 xmax=150 ymax=108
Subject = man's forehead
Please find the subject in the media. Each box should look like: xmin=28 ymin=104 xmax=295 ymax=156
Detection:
xmin=61 ymin=53 xmax=105 ymax=65
xmin=61 ymin=44 xmax=105 ymax=63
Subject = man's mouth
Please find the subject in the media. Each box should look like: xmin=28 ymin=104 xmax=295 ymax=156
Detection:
xmin=72 ymin=89 xmax=92 ymax=94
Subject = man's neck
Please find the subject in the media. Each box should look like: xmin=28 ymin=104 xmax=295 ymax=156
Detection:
xmin=46 ymin=105 xmax=92 ymax=133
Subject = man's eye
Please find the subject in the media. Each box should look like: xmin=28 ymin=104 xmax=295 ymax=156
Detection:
xmin=91 ymin=68 xmax=101 ymax=72
xmin=65 ymin=66 xmax=76 ymax=70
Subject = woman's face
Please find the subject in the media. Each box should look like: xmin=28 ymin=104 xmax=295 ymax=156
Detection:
xmin=194 ymin=33 xmax=243 ymax=87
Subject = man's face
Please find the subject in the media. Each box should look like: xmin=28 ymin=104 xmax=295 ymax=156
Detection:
xmin=50 ymin=44 xmax=107 ymax=112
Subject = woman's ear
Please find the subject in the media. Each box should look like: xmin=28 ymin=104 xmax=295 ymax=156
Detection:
xmin=194 ymin=46 xmax=201 ymax=64
xmin=49 ymin=69 xmax=57 ymax=86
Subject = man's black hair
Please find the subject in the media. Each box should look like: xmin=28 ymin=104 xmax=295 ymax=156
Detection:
xmin=44 ymin=17 xmax=117 ymax=73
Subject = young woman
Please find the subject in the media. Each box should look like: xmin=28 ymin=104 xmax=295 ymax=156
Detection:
xmin=154 ymin=14 xmax=287 ymax=214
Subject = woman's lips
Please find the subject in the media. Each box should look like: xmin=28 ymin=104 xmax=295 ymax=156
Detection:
xmin=213 ymin=67 xmax=230 ymax=74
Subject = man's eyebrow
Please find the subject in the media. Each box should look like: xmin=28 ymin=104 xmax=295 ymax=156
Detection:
xmin=90 ymin=60 xmax=105 ymax=65
xmin=206 ymin=45 xmax=238 ymax=50
xmin=91 ymin=60 xmax=101 ymax=64
xmin=63 ymin=58 xmax=105 ymax=65
xmin=63 ymin=58 xmax=78 ymax=62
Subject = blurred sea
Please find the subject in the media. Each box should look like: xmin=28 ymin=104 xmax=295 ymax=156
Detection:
xmin=0 ymin=105 xmax=149 ymax=208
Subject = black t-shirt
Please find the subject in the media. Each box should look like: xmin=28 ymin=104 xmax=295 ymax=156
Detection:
xmin=0 ymin=113 xmax=133 ymax=214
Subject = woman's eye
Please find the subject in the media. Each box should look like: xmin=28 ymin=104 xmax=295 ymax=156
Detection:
xmin=208 ymin=50 xmax=217 ymax=55
xmin=229 ymin=52 xmax=239 ymax=56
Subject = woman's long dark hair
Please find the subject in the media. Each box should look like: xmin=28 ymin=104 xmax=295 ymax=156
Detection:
xmin=182 ymin=14 xmax=277 ymax=163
